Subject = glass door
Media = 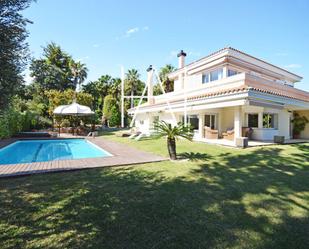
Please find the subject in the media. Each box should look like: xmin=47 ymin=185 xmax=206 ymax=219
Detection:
xmin=205 ymin=114 xmax=216 ymax=129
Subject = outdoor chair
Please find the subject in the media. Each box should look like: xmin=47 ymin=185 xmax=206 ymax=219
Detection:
xmin=204 ymin=127 xmax=219 ymax=139
xmin=222 ymin=129 xmax=234 ymax=141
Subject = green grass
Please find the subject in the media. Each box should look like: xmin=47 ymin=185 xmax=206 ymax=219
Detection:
xmin=0 ymin=131 xmax=309 ymax=249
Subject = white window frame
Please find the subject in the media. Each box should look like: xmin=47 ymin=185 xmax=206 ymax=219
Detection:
xmin=202 ymin=67 xmax=223 ymax=84
xmin=263 ymin=113 xmax=278 ymax=129
xmin=246 ymin=113 xmax=259 ymax=128
xmin=204 ymin=114 xmax=217 ymax=129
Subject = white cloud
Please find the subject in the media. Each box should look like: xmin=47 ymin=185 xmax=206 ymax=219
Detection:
xmin=126 ymin=27 xmax=139 ymax=37
xmin=117 ymin=26 xmax=149 ymax=40
xmin=92 ymin=43 xmax=100 ymax=48
xmin=284 ymin=64 xmax=302 ymax=69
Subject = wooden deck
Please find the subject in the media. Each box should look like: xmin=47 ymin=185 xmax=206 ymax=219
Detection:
xmin=0 ymin=137 xmax=166 ymax=178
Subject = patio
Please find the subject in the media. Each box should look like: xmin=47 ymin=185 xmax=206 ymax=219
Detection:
xmin=0 ymin=137 xmax=166 ymax=177
xmin=196 ymin=137 xmax=309 ymax=147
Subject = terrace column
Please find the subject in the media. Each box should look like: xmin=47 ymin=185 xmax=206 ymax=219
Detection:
xmin=223 ymin=66 xmax=228 ymax=78
xmin=258 ymin=112 xmax=263 ymax=128
xmin=234 ymin=106 xmax=243 ymax=142
xmin=198 ymin=113 xmax=204 ymax=139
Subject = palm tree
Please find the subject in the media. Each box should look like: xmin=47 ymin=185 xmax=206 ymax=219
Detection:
xmin=96 ymin=75 xmax=113 ymax=107
xmin=110 ymin=78 xmax=121 ymax=99
xmin=70 ymin=60 xmax=88 ymax=89
xmin=125 ymin=69 xmax=140 ymax=108
xmin=159 ymin=64 xmax=175 ymax=93
xmin=154 ymin=121 xmax=193 ymax=160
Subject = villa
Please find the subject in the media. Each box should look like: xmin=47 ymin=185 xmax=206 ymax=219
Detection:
xmin=128 ymin=47 xmax=309 ymax=146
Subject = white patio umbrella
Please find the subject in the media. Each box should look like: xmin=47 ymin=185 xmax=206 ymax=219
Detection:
xmin=53 ymin=101 xmax=95 ymax=135
xmin=53 ymin=102 xmax=94 ymax=116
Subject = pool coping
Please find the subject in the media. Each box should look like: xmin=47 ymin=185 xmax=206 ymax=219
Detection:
xmin=0 ymin=137 xmax=166 ymax=178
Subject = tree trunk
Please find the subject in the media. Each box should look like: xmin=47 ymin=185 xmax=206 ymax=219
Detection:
xmin=167 ymin=137 xmax=177 ymax=160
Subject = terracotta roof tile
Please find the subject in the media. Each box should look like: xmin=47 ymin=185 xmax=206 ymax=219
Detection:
xmin=130 ymin=85 xmax=309 ymax=112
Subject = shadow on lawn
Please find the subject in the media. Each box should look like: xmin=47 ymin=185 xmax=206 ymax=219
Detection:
xmin=0 ymin=145 xmax=308 ymax=248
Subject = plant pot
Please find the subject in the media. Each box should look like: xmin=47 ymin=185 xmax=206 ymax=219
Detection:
xmin=167 ymin=137 xmax=177 ymax=160
xmin=293 ymin=133 xmax=300 ymax=139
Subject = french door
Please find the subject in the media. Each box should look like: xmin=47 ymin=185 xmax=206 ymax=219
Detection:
xmin=205 ymin=114 xmax=216 ymax=129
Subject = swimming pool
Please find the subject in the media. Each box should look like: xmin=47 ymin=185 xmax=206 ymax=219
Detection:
xmin=0 ymin=139 xmax=112 ymax=165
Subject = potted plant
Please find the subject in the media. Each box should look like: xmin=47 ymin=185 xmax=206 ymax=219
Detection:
xmin=153 ymin=121 xmax=193 ymax=160
xmin=291 ymin=113 xmax=309 ymax=139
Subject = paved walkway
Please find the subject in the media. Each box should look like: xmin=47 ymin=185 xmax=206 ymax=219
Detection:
xmin=0 ymin=137 xmax=166 ymax=178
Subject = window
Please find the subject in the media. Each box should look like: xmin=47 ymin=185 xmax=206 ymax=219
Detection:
xmin=182 ymin=115 xmax=199 ymax=130
xmin=202 ymin=73 xmax=209 ymax=83
xmin=205 ymin=114 xmax=216 ymax=129
xmin=263 ymin=113 xmax=278 ymax=128
xmin=139 ymin=120 xmax=144 ymax=125
xmin=228 ymin=69 xmax=238 ymax=77
xmin=202 ymin=68 xmax=223 ymax=84
xmin=210 ymin=68 xmax=223 ymax=81
xmin=248 ymin=114 xmax=258 ymax=128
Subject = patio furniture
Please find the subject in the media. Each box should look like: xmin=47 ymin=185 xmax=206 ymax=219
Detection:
xmin=242 ymin=127 xmax=253 ymax=140
xmin=204 ymin=127 xmax=219 ymax=139
xmin=222 ymin=129 xmax=234 ymax=141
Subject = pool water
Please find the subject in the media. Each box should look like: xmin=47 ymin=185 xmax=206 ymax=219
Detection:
xmin=0 ymin=139 xmax=111 ymax=165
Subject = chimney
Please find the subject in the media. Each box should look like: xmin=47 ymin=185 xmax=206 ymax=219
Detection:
xmin=177 ymin=50 xmax=187 ymax=69
xmin=146 ymin=65 xmax=154 ymax=104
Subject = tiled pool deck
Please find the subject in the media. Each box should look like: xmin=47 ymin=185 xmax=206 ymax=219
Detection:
xmin=0 ymin=137 xmax=166 ymax=178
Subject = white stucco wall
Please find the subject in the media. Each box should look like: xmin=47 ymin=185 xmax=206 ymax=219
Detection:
xmin=220 ymin=107 xmax=235 ymax=133
xmin=184 ymin=74 xmax=202 ymax=90
xmin=243 ymin=106 xmax=291 ymax=140
xmin=134 ymin=113 xmax=151 ymax=135
xmin=134 ymin=112 xmax=178 ymax=135
xmin=174 ymin=79 xmax=181 ymax=91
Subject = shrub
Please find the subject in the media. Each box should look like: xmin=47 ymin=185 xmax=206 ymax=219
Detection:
xmin=0 ymin=108 xmax=23 ymax=138
xmin=292 ymin=113 xmax=309 ymax=137
xmin=0 ymin=108 xmax=52 ymax=139
xmin=103 ymin=95 xmax=116 ymax=120
xmin=109 ymin=105 xmax=121 ymax=127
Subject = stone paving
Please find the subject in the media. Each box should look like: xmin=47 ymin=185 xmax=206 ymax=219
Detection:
xmin=0 ymin=137 xmax=166 ymax=177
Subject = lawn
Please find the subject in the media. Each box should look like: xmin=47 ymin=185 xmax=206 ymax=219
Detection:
xmin=0 ymin=132 xmax=309 ymax=249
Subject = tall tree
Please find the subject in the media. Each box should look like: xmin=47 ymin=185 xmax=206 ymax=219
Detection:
xmin=110 ymin=78 xmax=121 ymax=99
xmin=70 ymin=60 xmax=88 ymax=89
xmin=82 ymin=75 xmax=113 ymax=114
xmin=125 ymin=69 xmax=140 ymax=108
xmin=0 ymin=0 xmax=33 ymax=110
xmin=159 ymin=64 xmax=175 ymax=93
xmin=30 ymin=42 xmax=75 ymax=91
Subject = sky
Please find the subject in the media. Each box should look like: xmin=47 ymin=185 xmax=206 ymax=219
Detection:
xmin=23 ymin=0 xmax=309 ymax=90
